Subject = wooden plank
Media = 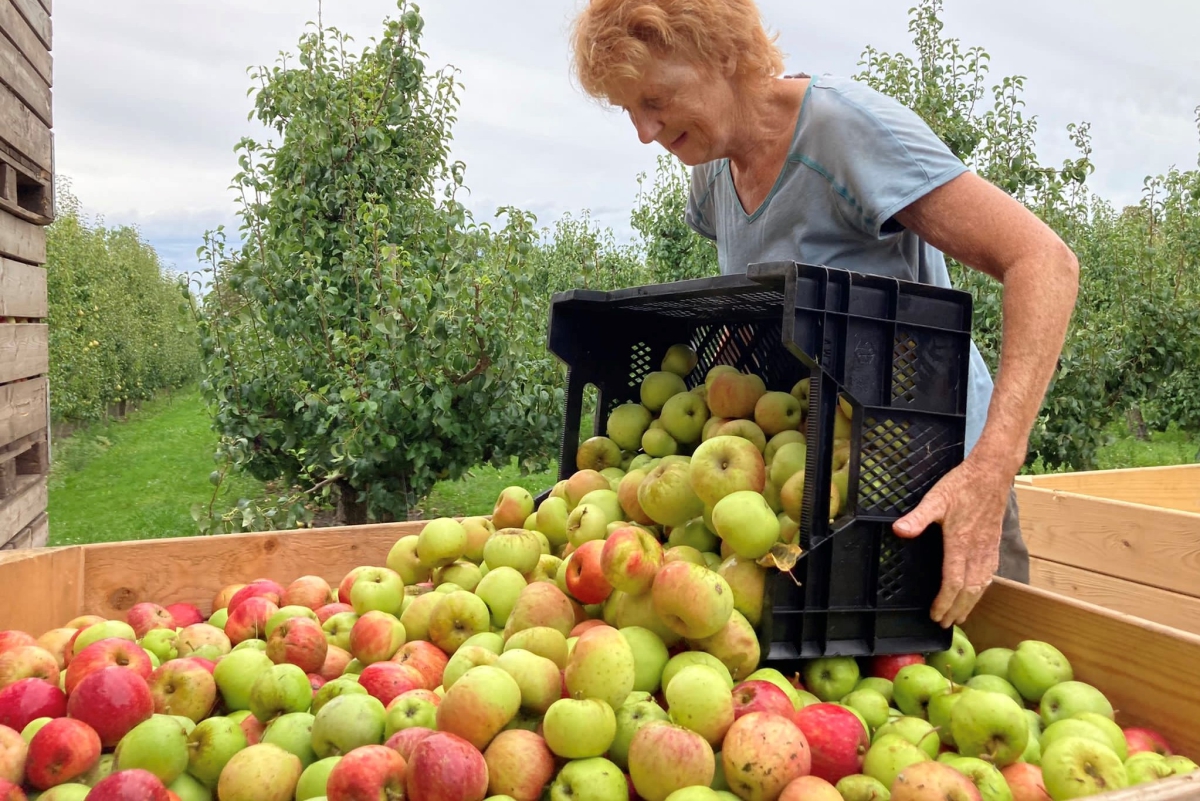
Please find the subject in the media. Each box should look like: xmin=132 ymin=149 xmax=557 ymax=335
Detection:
xmin=0 ymin=323 xmax=46 ymax=382
xmin=14 ymin=430 xmax=45 ymax=474
xmin=0 ymin=376 xmax=45 ymax=448
xmin=0 ymin=78 xmax=49 ymax=171
xmin=0 ymin=471 xmax=44 ymax=545
xmin=0 ymin=23 xmax=48 ymax=125
xmin=0 ymin=509 xmax=46 ymax=549
xmin=964 ymin=578 xmax=1200 ymax=761
xmin=0 ymin=546 xmax=83 ymax=634
xmin=8 ymin=0 xmax=48 ymax=51
xmin=1026 ymin=465 xmax=1200 ymax=515
xmin=0 ymin=1 xmax=50 ymax=85
xmin=0 ymin=208 xmax=43 ymax=262
xmin=1016 ymin=485 xmax=1200 ymax=598
xmin=1100 ymin=774 xmax=1200 ymax=800
xmin=0 ymin=258 xmax=45 ymax=316
xmin=80 ymin=521 xmax=424 ymax=618
xmin=1029 ymin=557 xmax=1200 ymax=636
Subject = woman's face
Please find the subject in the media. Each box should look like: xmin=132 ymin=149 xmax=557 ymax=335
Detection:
xmin=608 ymin=56 xmax=737 ymax=166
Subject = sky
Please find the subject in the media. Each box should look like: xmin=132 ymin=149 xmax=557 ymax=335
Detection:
xmin=53 ymin=0 xmax=1200 ymax=279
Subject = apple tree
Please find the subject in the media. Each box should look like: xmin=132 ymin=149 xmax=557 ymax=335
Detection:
xmin=194 ymin=3 xmax=561 ymax=528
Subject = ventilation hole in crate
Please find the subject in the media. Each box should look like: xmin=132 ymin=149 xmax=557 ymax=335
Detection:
xmin=877 ymin=536 xmax=910 ymax=601
xmin=892 ymin=333 xmax=918 ymax=402
xmin=625 ymin=289 xmax=785 ymax=318
xmin=858 ymin=416 xmax=960 ymax=515
xmin=627 ymin=341 xmax=653 ymax=389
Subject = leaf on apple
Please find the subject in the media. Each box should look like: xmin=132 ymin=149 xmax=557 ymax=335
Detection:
xmin=757 ymin=543 xmax=804 ymax=578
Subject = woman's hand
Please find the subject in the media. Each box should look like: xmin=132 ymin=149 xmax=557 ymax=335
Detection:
xmin=891 ymin=453 xmax=1013 ymax=627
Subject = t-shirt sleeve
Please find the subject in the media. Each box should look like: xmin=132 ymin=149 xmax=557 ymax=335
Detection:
xmin=685 ymin=162 xmax=719 ymax=241
xmin=804 ymin=79 xmax=970 ymax=239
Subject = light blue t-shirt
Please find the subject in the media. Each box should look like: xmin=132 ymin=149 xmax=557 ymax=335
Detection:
xmin=685 ymin=73 xmax=994 ymax=456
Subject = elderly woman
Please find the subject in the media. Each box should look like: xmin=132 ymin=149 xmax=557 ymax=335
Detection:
xmin=570 ymin=0 xmax=1079 ymax=626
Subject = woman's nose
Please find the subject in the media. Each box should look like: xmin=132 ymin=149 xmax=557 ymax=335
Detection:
xmin=631 ymin=111 xmax=664 ymax=145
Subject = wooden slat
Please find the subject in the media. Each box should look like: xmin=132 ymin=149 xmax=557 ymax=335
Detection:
xmin=0 ymin=508 xmax=46 ymax=549
xmin=1026 ymin=465 xmax=1200 ymax=515
xmin=1100 ymin=774 xmax=1200 ymax=800
xmin=1016 ymin=485 xmax=1200 ymax=598
xmin=8 ymin=0 xmax=48 ymax=51
xmin=0 ymin=20 xmax=47 ymax=125
xmin=0 ymin=1 xmax=50 ymax=85
xmin=80 ymin=521 xmax=424 ymax=618
xmin=0 ymin=376 xmax=45 ymax=448
xmin=1029 ymin=557 xmax=1200 ymax=636
xmin=0 ymin=545 xmax=83 ymax=634
xmin=0 ymin=258 xmax=44 ymax=316
xmin=0 ymin=323 xmax=46 ymax=382
xmin=0 ymin=78 xmax=49 ymax=171
xmin=0 ymin=208 xmax=42 ymax=262
xmin=965 ymin=578 xmax=1200 ymax=761
xmin=0 ymin=471 xmax=44 ymax=545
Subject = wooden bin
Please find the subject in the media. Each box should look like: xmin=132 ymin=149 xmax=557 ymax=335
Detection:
xmin=1015 ymin=465 xmax=1200 ymax=636
xmin=0 ymin=523 xmax=1198 ymax=799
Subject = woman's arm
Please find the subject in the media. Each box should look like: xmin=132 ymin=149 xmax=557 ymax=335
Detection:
xmin=889 ymin=170 xmax=1080 ymax=626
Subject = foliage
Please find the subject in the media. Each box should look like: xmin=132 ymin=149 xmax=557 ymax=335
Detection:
xmin=45 ymin=182 xmax=197 ymax=424
xmin=194 ymin=2 xmax=561 ymax=530
xmin=631 ymin=155 xmax=719 ymax=282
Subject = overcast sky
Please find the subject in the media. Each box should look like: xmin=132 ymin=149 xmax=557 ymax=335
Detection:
xmin=54 ymin=1 xmax=1199 ymax=279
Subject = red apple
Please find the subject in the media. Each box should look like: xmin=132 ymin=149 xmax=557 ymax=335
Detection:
xmin=732 ymin=680 xmax=796 ymax=720
xmin=148 ymin=659 xmax=218 ymax=722
xmin=0 ymin=679 xmax=66 ymax=731
xmin=385 ymin=726 xmax=437 ymax=761
xmin=86 ymin=768 xmax=172 ymax=800
xmin=125 ymin=604 xmax=177 ymax=638
xmin=320 ymin=645 xmax=353 ymax=681
xmin=1125 ymin=726 xmax=1172 ymax=756
xmin=227 ymin=580 xmax=284 ymax=613
xmin=792 ymin=703 xmax=868 ymax=785
xmin=325 ymin=743 xmax=407 ymax=800
xmin=183 ymin=657 xmax=216 ymax=675
xmin=564 ymin=540 xmax=613 ymax=605
xmin=283 ymin=576 xmax=336 ymax=610
xmin=236 ymin=711 xmax=267 ymax=745
xmin=406 ymin=731 xmax=488 ymax=801
xmin=391 ymin=641 xmax=448 ymax=690
xmin=349 ymin=611 xmax=406 ymax=666
xmin=309 ymin=673 xmax=327 ymax=692
xmin=165 ymin=603 xmax=204 ymax=628
xmin=569 ymin=620 xmax=608 ymax=638
xmin=893 ymin=761 xmax=983 ymax=801
xmin=225 ymin=597 xmax=280 ymax=645
xmin=266 ymin=617 xmax=328 ymax=674
xmin=721 ymin=712 xmax=811 ymax=801
xmin=0 ymin=646 xmax=59 ymax=689
xmin=0 ymin=724 xmax=26 ymax=784
xmin=779 ymin=776 xmax=842 ymax=801
xmin=359 ymin=662 xmax=426 ymax=707
xmin=0 ymin=633 xmax=36 ymax=657
xmin=64 ymin=638 xmax=152 ymax=696
xmin=25 ymin=717 xmax=101 ymax=789
xmin=869 ymin=654 xmax=924 ymax=682
xmin=316 ymin=603 xmax=355 ymax=625
xmin=1001 ymin=762 xmax=1052 ymax=801
xmin=483 ymin=729 xmax=555 ymax=801
xmin=338 ymin=568 xmax=373 ymax=606
xmin=601 ymin=526 xmax=665 ymax=596
xmin=66 ymin=667 xmax=154 ymax=748
xmin=0 ymin=779 xmax=22 ymax=801
xmin=213 ymin=583 xmax=247 ymax=612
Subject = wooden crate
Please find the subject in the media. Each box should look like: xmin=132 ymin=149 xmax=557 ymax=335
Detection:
xmin=0 ymin=523 xmax=1198 ymax=799
xmin=1015 ymin=467 xmax=1200 ymax=636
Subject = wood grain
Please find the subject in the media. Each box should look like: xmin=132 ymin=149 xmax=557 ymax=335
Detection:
xmin=964 ymin=578 xmax=1200 ymax=761
xmin=81 ymin=521 xmax=424 ymax=618
xmin=0 ymin=78 xmax=49 ymax=170
xmin=1016 ymin=485 xmax=1200 ymax=597
xmin=1030 ymin=557 xmax=1200 ymax=635
xmin=0 ymin=545 xmax=83 ymax=634
xmin=0 ymin=376 xmax=45 ymax=448
xmin=0 ymin=508 xmax=46 ymax=549
xmin=0 ymin=28 xmax=48 ymax=125
xmin=0 ymin=471 xmax=44 ymax=545
xmin=8 ymin=0 xmax=47 ymax=50
xmin=0 ymin=323 xmax=46 ymax=382
xmin=0 ymin=258 xmax=45 ymax=316
xmin=1099 ymin=773 xmax=1199 ymax=800
xmin=0 ymin=1 xmax=50 ymax=85
xmin=1025 ymin=464 xmax=1200 ymax=515
xmin=0 ymin=208 xmax=43 ymax=262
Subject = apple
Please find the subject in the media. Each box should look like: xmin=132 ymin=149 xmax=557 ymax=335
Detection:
xmin=650 ymin=561 xmax=734 ymax=640
xmin=862 ymin=733 xmax=929 ymax=790
xmin=1000 ymin=762 xmax=1051 ymax=801
xmin=1165 ymin=755 xmax=1200 ymax=776
xmin=835 ymin=774 xmax=891 ymax=801
xmin=566 ymin=470 xmax=614 ymax=510
xmin=628 ymin=722 xmax=715 ymax=801
xmin=67 ymin=667 xmax=153 ymax=747
xmin=610 ymin=698 xmax=670 ymax=769
xmin=406 ymin=731 xmax=489 ymax=801
xmin=427 ymin=591 xmax=491 ymax=655
xmin=974 ymin=647 xmax=1014 ymax=680
xmin=567 ymin=503 xmax=610 ymax=547
xmin=869 ymin=654 xmax=923 ymax=682
xmin=641 ymin=371 xmax=688 ymax=411
xmin=664 ymin=665 xmax=734 ymax=746
xmin=1039 ymin=736 xmax=1127 ymax=798
xmin=615 ymin=626 xmax=669 ymax=695
xmin=311 ymin=693 xmax=386 ymax=758
xmin=475 ymin=567 xmax=527 ymax=629
xmin=210 ymin=584 xmax=246 ymax=612
xmin=503 ymin=582 xmax=576 ymax=639
xmin=227 ymin=580 xmax=285 ymax=614
xmin=86 ymin=769 xmax=172 ymax=800
xmin=503 ymin=627 xmax=568 ymax=669
xmin=1072 ymin=712 xmax=1127 ymax=760
xmin=1008 ymin=640 xmax=1073 ymax=704
xmin=211 ymin=648 xmax=272 ymax=711
xmin=30 ymin=630 xmax=74 ymax=673
xmin=160 ymin=605 xmax=202 ymax=630
xmin=965 ymin=674 xmax=1024 ymax=707
xmin=232 ymin=709 xmax=267 ymax=745
xmin=600 ymin=526 xmax=664 ymax=597
xmin=380 ymin=539 xmax=429 ymax=589
xmin=24 ymin=718 xmax=100 ymax=789
xmin=0 ymin=645 xmax=60 ymax=691
xmin=891 ymin=761 xmax=982 ymax=801
xmin=264 ymin=606 xmax=320 ymax=638
xmin=720 ymin=712 xmax=810 ymax=800
xmin=892 ymin=664 xmax=950 ymax=719
xmin=1040 ymin=681 xmax=1114 ymax=726
xmin=754 ymin=391 xmax=802 ymax=436
xmin=347 ymin=568 xmax=405 ymax=617
xmin=392 ymin=640 xmax=450 ymax=690
xmin=768 ymin=441 xmax=808 ymax=488
xmin=688 ymin=609 xmax=760 ymax=682
xmin=71 ymin=622 xmax=137 ymax=661
xmin=484 ymin=529 xmax=543 ymax=576
xmin=323 ymin=743 xmax=406 ymax=799
xmin=458 ymin=516 xmax=494 ymax=564
xmin=1040 ymin=719 xmax=1113 ymax=756
xmin=0 ymin=678 xmax=65 ymax=734
xmin=0 ymin=724 xmax=24 ymax=786
xmin=318 ymin=644 xmax=352 ymax=682
xmin=729 ymin=680 xmax=794 ymax=722
xmin=926 ymin=685 xmax=967 ymax=747
xmin=357 ymin=662 xmax=425 ymax=707
xmin=663 ymin=653 xmax=733 ymax=695
xmin=711 ymin=490 xmax=780 ymax=560
xmin=185 ymin=715 xmax=247 ymax=788
xmin=257 ymin=711 xmax=315 ymax=771
xmin=385 ymin=726 xmax=436 ymax=761
xmin=494 ymin=649 xmax=561 ymax=714
xmin=662 ymin=343 xmax=699 ymax=376
xmin=661 ymin=392 xmax=710 ymax=446
xmin=265 ymin=616 xmax=328 ymax=675
xmin=294 ymin=755 xmax=341 ymax=801
xmin=225 ymin=598 xmax=280 ymax=646
xmin=949 ymin=688 xmax=1028 ymax=767
xmin=689 ymin=436 xmax=766 ymax=507
xmin=147 ymin=659 xmax=217 ymax=722
xmin=803 ymin=657 xmax=861 ymax=703
xmin=346 ymin=611 xmax=405 ymax=666
xmin=928 ymin=626 xmax=976 ymax=684
xmin=483 ymin=729 xmax=555 ymax=801
xmin=493 ymin=486 xmax=536 ymax=529
xmin=113 ymin=715 xmax=189 ymax=785
xmin=67 ymin=637 xmax=155 ymax=698
xmin=707 ymin=371 xmax=766 ymax=419
xmin=277 ymin=576 xmax=333 ymax=610
xmin=874 ymin=717 xmax=940 ymax=760
xmin=1124 ymin=726 xmax=1172 ymax=756
xmin=577 ymin=436 xmax=624 ymax=472
xmin=543 ymin=697 xmax=617 ymax=758
xmin=0 ymin=633 xmax=36 ymax=658
xmin=791 ymin=702 xmax=868 ymax=784
xmin=249 ymin=663 xmax=312 ymax=723
xmin=415 ymin=518 xmax=468 ymax=570
xmin=397 ymin=595 xmax=437 ymax=644
xmin=30 ymin=783 xmax=92 ymax=801
xmin=443 ymin=645 xmax=499 ymax=690
xmin=216 ymin=742 xmax=302 ymax=801
xmin=565 ymin=625 xmax=637 ymax=709
xmin=313 ymin=602 xmax=352 ymax=625
xmin=608 ymin=402 xmax=655 ymax=452
xmin=125 ymin=604 xmax=176 ymax=640
xmin=565 ymin=540 xmax=614 ymax=605
xmin=436 ymin=665 xmax=521 ymax=750
xmin=842 ymin=689 xmax=891 ymax=733
xmin=384 ymin=689 xmax=439 ymax=737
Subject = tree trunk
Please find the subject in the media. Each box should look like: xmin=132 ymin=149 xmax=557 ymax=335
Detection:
xmin=336 ymin=479 xmax=369 ymax=526
xmin=1126 ymin=406 xmax=1150 ymax=441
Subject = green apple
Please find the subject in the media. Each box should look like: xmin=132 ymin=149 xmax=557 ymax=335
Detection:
xmin=484 ymin=528 xmax=543 ymax=575
xmin=75 ymin=620 xmax=137 ymax=653
xmin=662 ymin=343 xmax=699 ymax=376
xmin=862 ymin=732 xmax=930 ymax=789
xmin=803 ymin=656 xmax=861 ymax=703
xmin=1073 ymin=712 xmax=1127 ymax=761
xmin=628 ymin=722 xmax=717 ymax=801
xmin=460 ymin=631 xmax=504 ymax=654
xmin=641 ymin=371 xmax=687 ymax=412
xmin=665 ymin=665 xmax=734 ymax=746
xmin=668 ymin=518 xmax=720 ymax=554
xmin=711 ymin=490 xmax=779 ymax=560
xmin=261 ymin=712 xmax=316 ymax=769
xmin=965 ymin=674 xmax=1024 ymax=707
xmin=874 ymin=716 xmax=940 ymax=759
xmin=295 ymin=755 xmax=341 ymax=800
xmin=349 ymin=567 xmax=406 ymax=616
xmin=835 ymin=774 xmax=892 ymax=801
xmin=1041 ymin=736 xmax=1127 ymax=798
xmin=1040 ymin=718 xmax=1113 ymax=755
xmin=567 ymin=503 xmax=610 ymax=547
xmin=1008 ymin=640 xmax=1073 ymax=703
xmin=577 ymin=488 xmax=625 ymax=526
xmin=438 ymin=561 xmax=483 ymax=593
xmin=398 ymin=593 xmax=439 ymax=642
xmin=1125 ymin=752 xmax=1174 ymax=786
xmin=167 ymin=773 xmax=211 ymax=801
xmin=974 ymin=647 xmax=1014 ymax=680
xmin=855 ymin=676 xmax=894 ymax=704
xmin=610 ymin=698 xmax=670 ymax=769
xmin=207 ymin=608 xmax=229 ymax=629
xmin=310 ymin=693 xmax=386 ymax=759
xmin=1040 ymin=681 xmax=1114 ymax=726
xmin=20 ymin=716 xmax=51 ymax=742
xmin=503 ymin=626 xmax=569 ymax=669
xmin=566 ymin=625 xmax=637 ymax=709
xmin=232 ymin=638 xmax=267 ymax=653
xmin=842 ymin=688 xmax=891 ymax=734
xmin=608 ymin=402 xmax=654 ymax=452
xmin=249 ymin=663 xmax=313 ymax=723
xmin=213 ymin=648 xmax=274 ymax=711
xmin=186 ymin=716 xmax=248 ymax=788
xmin=892 ymin=663 xmax=951 ymax=719
xmin=141 ymin=628 xmax=180 ymax=663
xmin=660 ymin=392 xmax=710 ymax=446
xmin=495 ymin=648 xmax=562 ymax=715
xmin=689 ymin=435 xmax=767 ymax=508
xmin=927 ymin=626 xmax=976 ymax=683
xmin=1165 ymin=755 xmax=1199 ymax=776
xmin=941 ymin=755 xmax=1011 ymax=801
xmin=663 ymin=652 xmax=734 ymax=693
xmin=926 ymin=685 xmax=966 ymax=747
xmin=621 ymin=627 xmax=670 ymax=694
xmin=265 ymin=606 xmax=319 ymax=638
xmin=949 ymin=687 xmax=1029 ymax=767
xmin=534 ymin=496 xmax=571 ymax=550
xmin=753 ymin=391 xmax=802 ymax=436
xmin=550 ymin=756 xmax=629 ymax=801
xmin=114 ymin=714 xmax=189 ymax=784
xmin=638 ymin=461 xmax=704 ymax=528
xmin=428 ymin=590 xmax=492 ymax=655
xmin=544 ymin=697 xmax=618 ymax=758
xmin=763 ymin=430 xmax=805 ymax=463
xmin=311 ymin=677 xmax=367 ymax=715
xmin=768 ymin=442 xmax=807 ymax=488
xmin=384 ymin=690 xmax=439 ymax=737
xmin=321 ymin=612 xmax=359 ymax=652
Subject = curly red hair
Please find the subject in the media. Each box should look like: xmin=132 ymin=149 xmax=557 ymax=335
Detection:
xmin=571 ymin=0 xmax=786 ymax=100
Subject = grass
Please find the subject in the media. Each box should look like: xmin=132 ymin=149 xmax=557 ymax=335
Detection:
xmin=419 ymin=460 xmax=559 ymax=519
xmin=1094 ymin=423 xmax=1200 ymax=470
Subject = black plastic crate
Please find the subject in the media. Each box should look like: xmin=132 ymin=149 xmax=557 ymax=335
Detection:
xmin=544 ymin=261 xmax=972 ymax=664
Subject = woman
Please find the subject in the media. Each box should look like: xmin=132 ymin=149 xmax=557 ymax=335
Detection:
xmin=570 ymin=0 xmax=1079 ymax=627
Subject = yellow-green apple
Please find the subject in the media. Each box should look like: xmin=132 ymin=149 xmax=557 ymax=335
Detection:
xmin=436 ymin=665 xmax=521 ymax=750
xmin=280 ymin=576 xmax=334 ymax=611
xmin=494 ymin=649 xmax=561 ymax=714
xmin=126 ymin=604 xmax=176 ymax=640
xmin=844 ymin=688 xmax=891 ymax=733
xmin=65 ymin=638 xmax=153 ymax=696
xmin=690 ymin=436 xmax=766 ymax=507
xmin=321 ymin=611 xmax=360 ymax=652
xmin=266 ymin=617 xmax=328 ymax=675
xmin=789 ymin=377 xmax=810 ymax=411
xmin=416 ymin=518 xmax=468 ymax=570
xmin=754 ymin=392 xmax=802 ymax=436
xmin=347 ymin=611 xmax=405 ymax=666
xmin=24 ymin=717 xmax=100 ymax=790
xmin=721 ymin=712 xmax=811 ymax=800
xmin=862 ymin=733 xmax=930 ymax=789
xmin=484 ymin=529 xmax=543 ymax=576
xmin=874 ymin=717 xmax=939 ymax=761
xmin=567 ymin=503 xmax=610 ymax=547
xmin=1164 ymin=755 xmax=1198 ymax=776
xmin=385 ymin=536 xmax=432 ymax=587
xmin=1123 ymin=752 xmax=1174 ymax=786
xmin=265 ymin=606 xmax=320 ymax=638
xmin=834 ymin=775 xmax=893 ymax=801
xmin=460 ymin=517 xmax=494 ymax=564
xmin=503 ymin=582 xmax=576 ymax=640
xmin=475 ymin=566 xmax=527 ymax=628
xmin=1008 ymin=640 xmax=1073 ymax=704
xmin=972 ymin=647 xmax=1013 ymax=681
xmin=949 ymin=689 xmax=1028 ymax=767
xmin=662 ymin=344 xmax=699 ymax=376
xmin=397 ymin=593 xmax=438 ymax=644
xmin=803 ymin=657 xmax=861 ymax=704
xmin=113 ymin=714 xmax=189 ymax=785
xmin=565 ymin=624 xmax=637 ymax=709
xmin=493 ymin=486 xmax=536 ymax=529
xmin=778 ymin=470 xmax=806 ymax=522
xmin=503 ymin=627 xmax=568 ymax=669
xmin=443 ymin=646 xmax=499 ymax=691
xmin=72 ymin=622 xmax=137 ymax=660
xmin=358 ymin=661 xmax=426 ymax=708
xmin=226 ymin=598 xmax=280 ymax=646
xmin=608 ymin=403 xmax=655 ymax=452
xmin=1040 ymin=681 xmax=1113 ymax=726
xmin=769 ymin=442 xmax=808 ymax=488
xmin=0 ymin=646 xmax=58 ymax=690
xmin=295 ymin=755 xmax=342 ymax=800
xmin=249 ymin=663 xmax=311 ymax=723
xmin=565 ymin=540 xmax=613 ymax=605
xmin=702 ymin=416 xmax=729 ymax=441
xmin=926 ymin=684 xmax=968 ymax=747
xmin=668 ymin=517 xmax=719 ymax=553
xmin=665 ymin=665 xmax=734 ymax=745
xmin=717 ymin=556 xmax=766 ymax=627
xmin=576 ymin=436 xmax=624 ymax=472
xmin=535 ymin=497 xmax=571 ymax=550
xmin=616 ymin=469 xmax=655 ymax=526
xmin=661 ymin=392 xmax=710 ymax=445
xmin=483 ymin=729 xmax=555 ymax=801
xmin=216 ymin=742 xmax=302 ymax=801
xmin=437 ymin=561 xmax=483 ymax=592
xmin=425 ymin=591 xmax=491 ymax=656
xmin=651 ymin=561 xmax=733 ymax=640
xmin=1040 ymin=718 xmax=1112 ymax=757
xmin=543 ymin=697 xmax=617 ymax=758
xmin=407 ymin=731 xmax=489 ymax=801
xmin=310 ymin=693 xmax=386 ymax=759
xmin=641 ymin=371 xmax=688 ymax=411
xmin=629 ymin=722 xmax=716 ymax=801
xmin=620 ymin=627 xmax=670 ymax=694
xmin=610 ymin=697 xmax=670 ymax=769
xmin=711 ymin=490 xmax=780 ymax=560
xmin=1070 ymin=712 xmax=1126 ymax=760
xmin=637 ymin=461 xmax=704 ymax=528
xmin=1039 ymin=736 xmax=1127 ymax=799
xmin=730 ymin=680 xmax=794 ymax=720
xmin=688 ymin=610 xmax=760 ymax=681
xmin=927 ymin=626 xmax=976 ymax=684
xmin=764 ymin=430 xmax=805 ymax=464
xmin=313 ymin=678 xmax=368 ymax=718
xmin=601 ymin=527 xmax=664 ymax=596
xmin=550 ymin=756 xmax=627 ymax=801
xmin=643 ymin=427 xmax=679 ymax=457
xmin=213 ymin=648 xmax=273 ymax=712
xmin=185 ymin=716 xmax=246 ymax=789
xmin=891 ymin=761 xmax=982 ymax=801
xmin=891 ymin=663 xmax=950 ymax=719
xmin=324 ymin=744 xmax=406 ymax=800
xmin=348 ymin=568 xmax=406 ymax=618
xmin=228 ymin=580 xmax=285 ymax=614
xmin=576 ymin=488 xmax=624 ymax=526
xmin=706 ymin=371 xmax=766 ymax=419
xmin=148 ymin=659 xmax=217 ymax=722
xmin=715 ymin=419 xmax=767 ymax=452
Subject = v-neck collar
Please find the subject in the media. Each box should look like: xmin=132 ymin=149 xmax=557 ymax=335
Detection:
xmin=727 ymin=75 xmax=817 ymax=222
